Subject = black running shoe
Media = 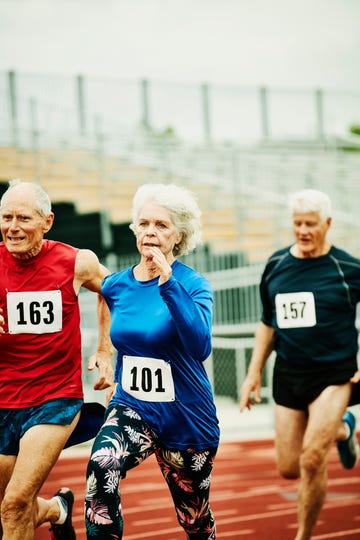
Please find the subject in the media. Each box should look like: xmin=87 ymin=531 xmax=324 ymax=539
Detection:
xmin=49 ymin=487 xmax=76 ymax=540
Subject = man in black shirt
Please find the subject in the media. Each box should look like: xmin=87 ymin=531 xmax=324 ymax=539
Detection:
xmin=240 ymin=188 xmax=360 ymax=540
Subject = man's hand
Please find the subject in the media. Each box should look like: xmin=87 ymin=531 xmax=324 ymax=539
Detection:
xmin=239 ymin=374 xmax=262 ymax=412
xmin=0 ymin=308 xmax=4 ymax=334
xmin=105 ymin=382 xmax=117 ymax=407
xmin=350 ymin=369 xmax=360 ymax=384
xmin=88 ymin=351 xmax=114 ymax=390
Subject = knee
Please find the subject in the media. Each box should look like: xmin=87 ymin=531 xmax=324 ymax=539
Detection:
xmin=177 ymin=504 xmax=215 ymax=536
xmin=85 ymin=458 xmax=104 ymax=498
xmin=1 ymin=490 xmax=32 ymax=525
xmin=299 ymin=446 xmax=325 ymax=478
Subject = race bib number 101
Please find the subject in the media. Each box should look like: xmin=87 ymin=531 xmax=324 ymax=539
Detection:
xmin=122 ymin=356 xmax=175 ymax=402
xmin=275 ymin=292 xmax=316 ymax=329
xmin=7 ymin=290 xmax=62 ymax=334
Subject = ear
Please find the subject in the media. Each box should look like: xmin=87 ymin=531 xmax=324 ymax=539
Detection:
xmin=43 ymin=212 xmax=54 ymax=234
xmin=175 ymin=231 xmax=183 ymax=245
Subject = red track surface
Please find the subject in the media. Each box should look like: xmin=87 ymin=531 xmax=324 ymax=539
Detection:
xmin=36 ymin=438 xmax=360 ymax=539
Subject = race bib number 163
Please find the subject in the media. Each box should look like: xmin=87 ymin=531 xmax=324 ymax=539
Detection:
xmin=7 ymin=290 xmax=62 ymax=334
xmin=275 ymin=292 xmax=316 ymax=329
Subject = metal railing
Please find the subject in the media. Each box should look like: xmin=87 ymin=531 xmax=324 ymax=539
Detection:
xmin=2 ymin=70 xmax=360 ymax=146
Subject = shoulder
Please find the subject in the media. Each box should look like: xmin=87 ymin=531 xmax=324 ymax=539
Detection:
xmin=75 ymin=248 xmax=99 ymax=270
xmin=75 ymin=249 xmax=109 ymax=284
xmin=329 ymin=246 xmax=360 ymax=270
xmin=263 ymin=246 xmax=291 ymax=273
xmin=102 ymin=268 xmax=130 ymax=289
xmin=45 ymin=239 xmax=76 ymax=251
xmin=173 ymin=260 xmax=212 ymax=292
xmin=267 ymin=246 xmax=291 ymax=262
xmin=41 ymin=240 xmax=78 ymax=265
xmin=330 ymin=245 xmax=360 ymax=263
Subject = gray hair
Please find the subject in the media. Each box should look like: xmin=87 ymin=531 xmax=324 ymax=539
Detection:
xmin=130 ymin=183 xmax=202 ymax=256
xmin=288 ymin=189 xmax=332 ymax=221
xmin=0 ymin=179 xmax=52 ymax=216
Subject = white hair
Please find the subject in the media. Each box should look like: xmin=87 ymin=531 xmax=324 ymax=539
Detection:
xmin=130 ymin=183 xmax=202 ymax=256
xmin=288 ymin=189 xmax=332 ymax=221
xmin=0 ymin=179 xmax=52 ymax=216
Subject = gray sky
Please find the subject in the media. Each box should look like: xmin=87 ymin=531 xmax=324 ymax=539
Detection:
xmin=0 ymin=0 xmax=359 ymax=90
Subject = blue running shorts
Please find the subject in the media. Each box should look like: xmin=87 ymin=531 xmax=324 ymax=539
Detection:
xmin=0 ymin=398 xmax=83 ymax=455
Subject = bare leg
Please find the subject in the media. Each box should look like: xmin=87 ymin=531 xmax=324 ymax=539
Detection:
xmin=294 ymin=384 xmax=351 ymax=540
xmin=1 ymin=413 xmax=79 ymax=540
xmin=0 ymin=454 xmax=16 ymax=539
xmin=275 ymin=404 xmax=307 ymax=479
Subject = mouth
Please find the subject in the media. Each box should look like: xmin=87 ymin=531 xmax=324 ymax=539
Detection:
xmin=7 ymin=236 xmax=25 ymax=244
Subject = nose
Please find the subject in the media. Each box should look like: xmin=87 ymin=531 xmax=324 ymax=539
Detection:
xmin=298 ymin=223 xmax=309 ymax=235
xmin=145 ymin=224 xmax=156 ymax=235
xmin=8 ymin=218 xmax=19 ymax=230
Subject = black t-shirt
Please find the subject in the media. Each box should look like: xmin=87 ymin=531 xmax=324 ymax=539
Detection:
xmin=260 ymin=245 xmax=360 ymax=364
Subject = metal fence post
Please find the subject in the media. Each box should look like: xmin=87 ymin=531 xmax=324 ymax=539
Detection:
xmin=315 ymin=88 xmax=325 ymax=141
xmin=235 ymin=346 xmax=247 ymax=400
xmin=76 ymin=74 xmax=86 ymax=136
xmin=201 ymin=82 xmax=211 ymax=143
xmin=94 ymin=116 xmax=113 ymax=252
xmin=259 ymin=86 xmax=270 ymax=141
xmin=8 ymin=70 xmax=18 ymax=146
xmin=140 ymin=79 xmax=150 ymax=130
xmin=29 ymin=97 xmax=40 ymax=179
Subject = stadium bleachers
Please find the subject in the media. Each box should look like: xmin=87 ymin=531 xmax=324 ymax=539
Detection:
xmin=1 ymin=141 xmax=360 ymax=264
xmin=0 ymin=145 xmax=245 ymax=259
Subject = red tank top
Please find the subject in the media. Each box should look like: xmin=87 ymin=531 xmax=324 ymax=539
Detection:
xmin=0 ymin=240 xmax=83 ymax=407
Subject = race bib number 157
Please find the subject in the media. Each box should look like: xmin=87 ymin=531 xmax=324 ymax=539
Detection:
xmin=275 ymin=292 xmax=316 ymax=329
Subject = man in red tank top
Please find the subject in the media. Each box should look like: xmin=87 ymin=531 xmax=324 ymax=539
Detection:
xmin=0 ymin=180 xmax=114 ymax=540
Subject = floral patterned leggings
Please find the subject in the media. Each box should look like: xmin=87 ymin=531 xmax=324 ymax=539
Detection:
xmin=85 ymin=404 xmax=218 ymax=539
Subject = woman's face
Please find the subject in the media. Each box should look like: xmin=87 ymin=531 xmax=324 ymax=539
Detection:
xmin=135 ymin=201 xmax=182 ymax=261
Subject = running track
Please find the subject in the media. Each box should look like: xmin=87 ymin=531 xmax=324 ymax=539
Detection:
xmin=36 ymin=437 xmax=360 ymax=539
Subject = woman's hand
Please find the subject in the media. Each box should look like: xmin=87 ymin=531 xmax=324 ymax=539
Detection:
xmin=148 ymin=246 xmax=173 ymax=285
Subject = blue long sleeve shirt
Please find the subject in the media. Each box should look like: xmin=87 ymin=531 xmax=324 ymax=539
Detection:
xmin=102 ymin=260 xmax=220 ymax=449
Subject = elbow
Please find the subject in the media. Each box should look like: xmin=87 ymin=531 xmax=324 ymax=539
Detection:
xmin=199 ymin=335 xmax=212 ymax=362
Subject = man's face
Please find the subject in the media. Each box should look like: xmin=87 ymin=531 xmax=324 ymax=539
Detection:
xmin=0 ymin=187 xmax=53 ymax=259
xmin=292 ymin=211 xmax=331 ymax=258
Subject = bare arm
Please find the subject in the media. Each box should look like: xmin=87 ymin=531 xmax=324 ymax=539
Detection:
xmin=74 ymin=249 xmax=114 ymax=390
xmin=239 ymin=321 xmax=275 ymax=412
xmin=87 ymin=294 xmax=115 ymax=390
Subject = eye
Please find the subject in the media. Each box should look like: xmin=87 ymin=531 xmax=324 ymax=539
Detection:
xmin=1 ymin=214 xmax=15 ymax=222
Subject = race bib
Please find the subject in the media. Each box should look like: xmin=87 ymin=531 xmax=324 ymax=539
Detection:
xmin=7 ymin=290 xmax=62 ymax=334
xmin=122 ymin=355 xmax=175 ymax=402
xmin=275 ymin=292 xmax=316 ymax=329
